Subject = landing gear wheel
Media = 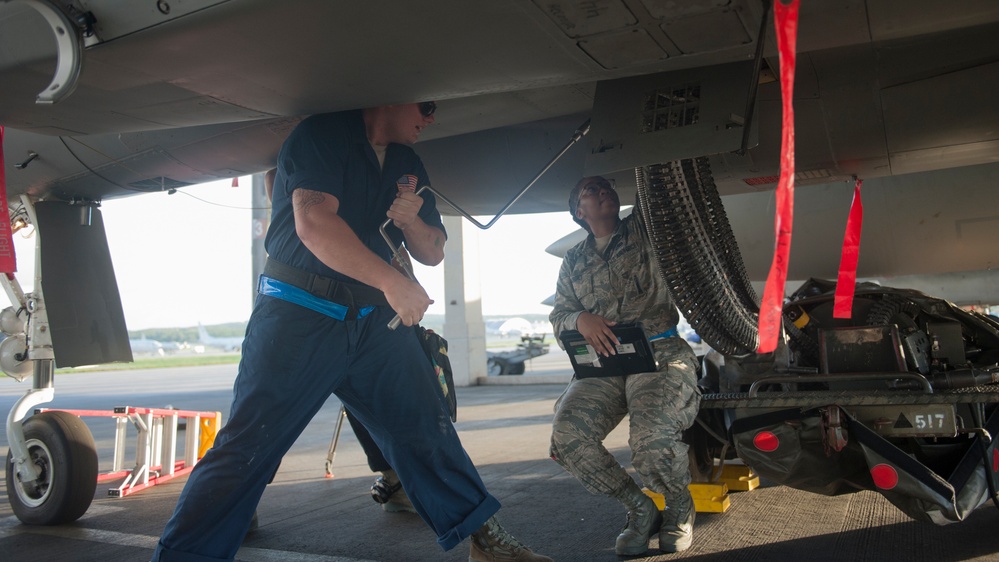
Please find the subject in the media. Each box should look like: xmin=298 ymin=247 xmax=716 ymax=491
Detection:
xmin=5 ymin=410 xmax=98 ymax=525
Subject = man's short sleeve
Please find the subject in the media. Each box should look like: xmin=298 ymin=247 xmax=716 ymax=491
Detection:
xmin=414 ymin=163 xmax=446 ymax=240
xmin=279 ymin=114 xmax=350 ymax=200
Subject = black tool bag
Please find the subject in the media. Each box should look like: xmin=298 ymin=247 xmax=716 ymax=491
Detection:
xmin=415 ymin=325 xmax=457 ymax=422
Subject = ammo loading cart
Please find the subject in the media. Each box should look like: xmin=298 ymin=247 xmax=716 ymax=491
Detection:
xmin=633 ymin=157 xmax=999 ymax=523
xmin=577 ymin=19 xmax=999 ymax=520
xmin=688 ymin=281 xmax=999 ymax=524
xmin=487 ymin=334 xmax=550 ymax=376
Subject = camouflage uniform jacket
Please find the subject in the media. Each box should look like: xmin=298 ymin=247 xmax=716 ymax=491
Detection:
xmin=550 ymin=203 xmax=680 ymax=347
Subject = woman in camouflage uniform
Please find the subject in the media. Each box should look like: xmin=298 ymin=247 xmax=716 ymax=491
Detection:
xmin=549 ymin=176 xmax=701 ymax=556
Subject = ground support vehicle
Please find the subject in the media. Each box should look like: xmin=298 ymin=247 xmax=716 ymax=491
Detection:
xmin=688 ymin=280 xmax=999 ymax=524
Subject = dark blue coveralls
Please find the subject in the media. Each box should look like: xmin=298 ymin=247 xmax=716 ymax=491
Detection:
xmin=152 ymin=111 xmax=500 ymax=562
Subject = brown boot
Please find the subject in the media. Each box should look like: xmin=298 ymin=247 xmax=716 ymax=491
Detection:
xmin=469 ymin=516 xmax=553 ymax=562
xmin=659 ymin=489 xmax=694 ymax=553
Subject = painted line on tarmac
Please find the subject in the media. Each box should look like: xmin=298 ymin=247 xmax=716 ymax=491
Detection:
xmin=0 ymin=525 xmax=376 ymax=562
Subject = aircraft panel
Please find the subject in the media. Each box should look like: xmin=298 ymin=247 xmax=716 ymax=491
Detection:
xmin=866 ymin=0 xmax=999 ymax=41
xmin=727 ymin=162 xmax=999 ymax=282
xmin=584 ymin=61 xmax=757 ymax=176
xmin=659 ymin=6 xmax=754 ymax=54
xmin=35 ymin=202 xmax=131 ymax=368
xmin=882 ymin=62 xmax=999 ymax=175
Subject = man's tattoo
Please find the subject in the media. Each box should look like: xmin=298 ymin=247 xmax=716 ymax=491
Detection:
xmin=435 ymin=235 xmax=443 ymax=248
xmin=294 ymin=189 xmax=326 ymax=215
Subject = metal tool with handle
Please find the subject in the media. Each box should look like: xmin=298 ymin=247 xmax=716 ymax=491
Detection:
xmin=380 ymin=118 xmax=590 ymax=330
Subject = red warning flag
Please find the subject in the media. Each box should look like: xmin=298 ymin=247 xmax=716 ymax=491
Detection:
xmin=833 ymin=179 xmax=864 ymax=318
xmin=0 ymin=126 xmax=18 ymax=273
xmin=757 ymin=0 xmax=799 ymax=353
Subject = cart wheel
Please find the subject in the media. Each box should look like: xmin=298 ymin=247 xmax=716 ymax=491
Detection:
xmin=487 ymin=358 xmax=502 ymax=377
xmin=5 ymin=411 xmax=98 ymax=525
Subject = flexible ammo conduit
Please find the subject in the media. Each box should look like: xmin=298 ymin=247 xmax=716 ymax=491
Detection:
xmin=636 ymin=157 xmax=760 ymax=355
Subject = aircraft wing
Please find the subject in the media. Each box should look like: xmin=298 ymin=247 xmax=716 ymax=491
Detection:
xmin=2 ymin=1 xmax=997 ymax=207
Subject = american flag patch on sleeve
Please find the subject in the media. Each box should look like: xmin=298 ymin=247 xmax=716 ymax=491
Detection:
xmin=396 ymin=174 xmax=418 ymax=192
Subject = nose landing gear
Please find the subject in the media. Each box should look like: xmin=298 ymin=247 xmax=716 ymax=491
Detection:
xmin=6 ymin=410 xmax=98 ymax=525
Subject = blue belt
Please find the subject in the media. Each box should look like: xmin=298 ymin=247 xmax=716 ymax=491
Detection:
xmin=648 ymin=327 xmax=679 ymax=342
xmin=258 ymin=276 xmax=375 ymax=321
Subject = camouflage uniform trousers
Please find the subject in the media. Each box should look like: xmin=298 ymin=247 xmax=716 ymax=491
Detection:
xmin=550 ymin=340 xmax=701 ymax=500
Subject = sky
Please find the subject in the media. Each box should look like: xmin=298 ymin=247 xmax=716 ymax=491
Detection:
xmin=2 ymin=177 xmax=582 ymax=331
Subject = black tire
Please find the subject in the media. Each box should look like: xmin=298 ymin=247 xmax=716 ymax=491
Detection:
xmin=5 ymin=411 xmax=98 ymax=525
xmin=506 ymin=362 xmax=525 ymax=375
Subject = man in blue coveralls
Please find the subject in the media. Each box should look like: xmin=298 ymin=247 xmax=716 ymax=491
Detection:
xmin=152 ymin=102 xmax=552 ymax=562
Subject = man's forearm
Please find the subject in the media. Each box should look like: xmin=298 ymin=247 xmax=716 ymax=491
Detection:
xmin=298 ymin=207 xmax=405 ymax=293
xmin=403 ymin=220 xmax=445 ymax=266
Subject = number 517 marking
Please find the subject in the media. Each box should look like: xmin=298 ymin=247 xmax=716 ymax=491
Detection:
xmin=915 ymin=413 xmax=947 ymax=429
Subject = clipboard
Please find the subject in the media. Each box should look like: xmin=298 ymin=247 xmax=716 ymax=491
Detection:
xmin=558 ymin=323 xmax=658 ymax=378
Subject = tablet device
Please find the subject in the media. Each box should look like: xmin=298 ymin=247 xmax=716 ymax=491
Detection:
xmin=558 ymin=323 xmax=658 ymax=378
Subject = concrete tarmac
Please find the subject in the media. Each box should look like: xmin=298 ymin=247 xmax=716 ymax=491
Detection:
xmin=2 ymin=356 xmax=998 ymax=561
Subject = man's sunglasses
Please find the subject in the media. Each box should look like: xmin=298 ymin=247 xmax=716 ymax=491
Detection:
xmin=419 ymin=101 xmax=437 ymax=118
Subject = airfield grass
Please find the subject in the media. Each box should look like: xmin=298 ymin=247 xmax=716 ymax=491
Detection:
xmin=55 ymin=353 xmax=242 ymax=374
xmin=53 ymin=337 xmax=539 ymax=375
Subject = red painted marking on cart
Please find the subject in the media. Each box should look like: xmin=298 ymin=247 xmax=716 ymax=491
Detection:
xmin=754 ymin=431 xmax=779 ymax=452
xmin=871 ymin=464 xmax=899 ymax=489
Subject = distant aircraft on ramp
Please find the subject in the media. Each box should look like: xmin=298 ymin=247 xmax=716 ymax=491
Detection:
xmin=196 ymin=323 xmax=243 ymax=353
xmin=128 ymin=338 xmax=165 ymax=357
